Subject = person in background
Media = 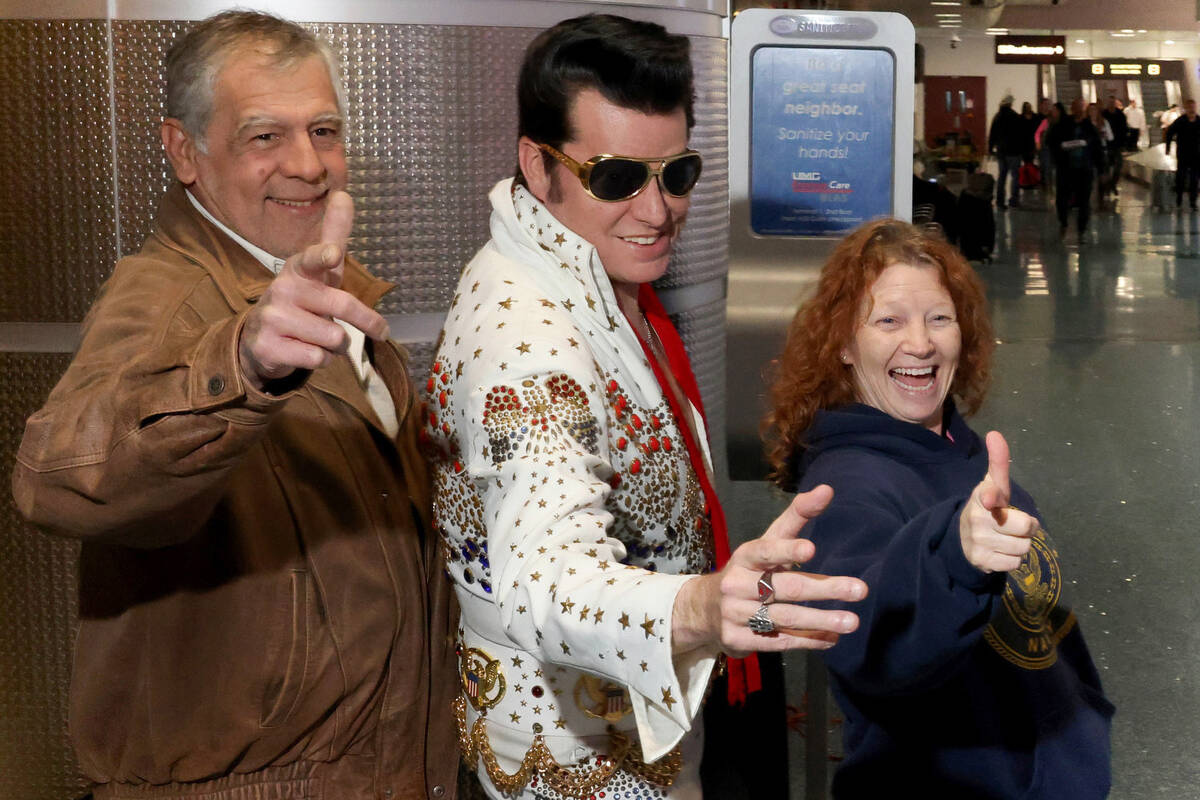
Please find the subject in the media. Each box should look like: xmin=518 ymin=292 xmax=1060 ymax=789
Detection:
xmin=1123 ymin=98 xmax=1146 ymax=150
xmin=1020 ymin=101 xmax=1041 ymax=161
xmin=1034 ymin=99 xmax=1059 ymax=191
xmin=1158 ymin=103 xmax=1181 ymax=138
xmin=11 ymin=11 xmax=458 ymax=799
xmin=425 ymin=14 xmax=867 ymax=800
xmin=988 ymin=95 xmax=1024 ymax=209
xmin=1046 ymin=98 xmax=1104 ymax=240
xmin=763 ymin=218 xmax=1113 ymax=799
xmin=1102 ymin=96 xmax=1128 ymax=196
xmin=1166 ymin=99 xmax=1200 ymax=211
xmin=1086 ymin=102 xmax=1115 ymax=207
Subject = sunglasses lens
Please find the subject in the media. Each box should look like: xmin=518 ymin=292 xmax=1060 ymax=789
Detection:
xmin=662 ymin=154 xmax=703 ymax=197
xmin=587 ymin=159 xmax=652 ymax=201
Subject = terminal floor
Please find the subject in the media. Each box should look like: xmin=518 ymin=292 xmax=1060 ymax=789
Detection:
xmin=727 ymin=178 xmax=1200 ymax=798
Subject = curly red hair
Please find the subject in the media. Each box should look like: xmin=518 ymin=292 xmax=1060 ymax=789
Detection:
xmin=763 ymin=218 xmax=994 ymax=488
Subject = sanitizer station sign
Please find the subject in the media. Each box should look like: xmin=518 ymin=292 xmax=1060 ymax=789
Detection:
xmin=750 ymin=46 xmax=895 ymax=236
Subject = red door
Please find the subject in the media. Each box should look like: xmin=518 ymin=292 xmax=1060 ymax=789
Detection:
xmin=924 ymin=76 xmax=987 ymax=155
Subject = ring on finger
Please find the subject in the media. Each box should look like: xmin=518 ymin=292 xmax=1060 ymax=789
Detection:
xmin=756 ymin=569 xmax=777 ymax=604
xmin=748 ymin=603 xmax=777 ymax=636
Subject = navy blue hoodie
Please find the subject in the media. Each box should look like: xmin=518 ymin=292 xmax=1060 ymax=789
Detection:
xmin=791 ymin=403 xmax=1113 ymax=798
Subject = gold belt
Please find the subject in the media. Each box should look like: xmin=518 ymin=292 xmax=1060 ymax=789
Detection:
xmin=454 ymin=695 xmax=682 ymax=798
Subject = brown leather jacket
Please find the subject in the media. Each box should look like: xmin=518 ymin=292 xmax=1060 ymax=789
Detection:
xmin=12 ymin=184 xmax=458 ymax=800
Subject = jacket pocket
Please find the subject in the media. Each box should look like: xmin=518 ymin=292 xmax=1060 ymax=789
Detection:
xmin=261 ymin=568 xmax=311 ymax=727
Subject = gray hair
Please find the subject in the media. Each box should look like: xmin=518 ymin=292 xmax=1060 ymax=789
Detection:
xmin=165 ymin=10 xmax=346 ymax=152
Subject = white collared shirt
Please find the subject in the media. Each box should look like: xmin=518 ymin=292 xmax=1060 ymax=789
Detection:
xmin=186 ymin=190 xmax=398 ymax=437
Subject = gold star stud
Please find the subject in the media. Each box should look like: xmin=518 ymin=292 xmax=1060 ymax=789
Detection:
xmin=661 ymin=687 xmax=676 ymax=710
xmin=641 ymin=615 xmax=656 ymax=639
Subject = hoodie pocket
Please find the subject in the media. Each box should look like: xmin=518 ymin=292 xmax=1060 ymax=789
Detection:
xmin=261 ymin=568 xmax=311 ymax=727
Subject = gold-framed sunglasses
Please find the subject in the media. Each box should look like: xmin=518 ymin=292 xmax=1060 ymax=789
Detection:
xmin=537 ymin=142 xmax=703 ymax=202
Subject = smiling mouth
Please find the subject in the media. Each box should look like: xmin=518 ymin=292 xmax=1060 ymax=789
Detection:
xmin=889 ymin=365 xmax=938 ymax=393
xmin=270 ymin=191 xmax=326 ymax=208
xmin=619 ymin=235 xmax=661 ymax=246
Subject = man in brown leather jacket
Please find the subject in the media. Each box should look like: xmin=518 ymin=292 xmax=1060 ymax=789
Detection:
xmin=11 ymin=11 xmax=456 ymax=800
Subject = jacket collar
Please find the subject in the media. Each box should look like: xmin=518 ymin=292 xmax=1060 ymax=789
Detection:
xmin=150 ymin=182 xmax=408 ymax=437
xmin=490 ymin=178 xmax=624 ymax=333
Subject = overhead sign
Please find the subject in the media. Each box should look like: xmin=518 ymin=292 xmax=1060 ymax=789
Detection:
xmin=1067 ymin=59 xmax=1185 ymax=81
xmin=994 ymin=35 xmax=1066 ymax=65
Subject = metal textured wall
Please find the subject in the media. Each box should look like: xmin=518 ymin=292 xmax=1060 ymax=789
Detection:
xmin=0 ymin=354 xmax=85 ymax=800
xmin=663 ymin=36 xmax=729 ymax=294
xmin=0 ymin=14 xmax=728 ymax=800
xmin=0 ymin=20 xmax=116 ymax=323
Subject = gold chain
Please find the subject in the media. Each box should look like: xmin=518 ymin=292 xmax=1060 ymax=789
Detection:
xmin=454 ymin=695 xmax=682 ymax=797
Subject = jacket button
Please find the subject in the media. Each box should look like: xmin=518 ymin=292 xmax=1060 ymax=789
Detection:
xmin=431 ymin=786 xmax=445 ymax=798
xmin=207 ymin=375 xmax=225 ymax=395
xmin=383 ymin=790 xmax=394 ymax=799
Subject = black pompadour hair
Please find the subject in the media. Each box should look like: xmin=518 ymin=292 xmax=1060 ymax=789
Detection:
xmin=515 ymin=14 xmax=695 ymax=184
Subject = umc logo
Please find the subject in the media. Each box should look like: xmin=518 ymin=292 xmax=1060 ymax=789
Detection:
xmin=792 ymin=172 xmax=853 ymax=194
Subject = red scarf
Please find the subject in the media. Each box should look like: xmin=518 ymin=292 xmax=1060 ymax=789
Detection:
xmin=635 ymin=283 xmax=761 ymax=705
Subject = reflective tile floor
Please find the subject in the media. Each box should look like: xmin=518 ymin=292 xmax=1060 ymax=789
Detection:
xmin=728 ymin=178 xmax=1200 ymax=798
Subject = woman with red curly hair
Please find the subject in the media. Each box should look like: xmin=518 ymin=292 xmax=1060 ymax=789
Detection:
xmin=763 ymin=219 xmax=1112 ymax=798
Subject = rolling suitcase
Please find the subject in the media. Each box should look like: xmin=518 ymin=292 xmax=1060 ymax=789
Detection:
xmin=957 ymin=191 xmax=995 ymax=262
xmin=965 ymin=171 xmax=996 ymax=201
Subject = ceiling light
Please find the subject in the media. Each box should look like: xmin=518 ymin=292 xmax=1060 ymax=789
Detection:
xmin=1110 ymin=32 xmax=1135 ymax=37
xmin=1137 ymin=29 xmax=1146 ymax=33
xmin=935 ymin=13 xmax=962 ymax=17
xmin=1120 ymin=29 xmax=1134 ymax=33
xmin=929 ymin=1 xmax=962 ymax=5
xmin=986 ymin=29 xmax=1009 ymax=35
xmin=1165 ymin=40 xmax=1175 ymax=45
xmin=1075 ymin=39 xmax=1085 ymax=44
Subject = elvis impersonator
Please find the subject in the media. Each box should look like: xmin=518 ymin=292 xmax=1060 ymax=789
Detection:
xmin=424 ymin=14 xmax=867 ymax=799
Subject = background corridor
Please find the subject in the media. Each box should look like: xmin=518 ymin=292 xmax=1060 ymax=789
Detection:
xmin=730 ymin=177 xmax=1200 ymax=798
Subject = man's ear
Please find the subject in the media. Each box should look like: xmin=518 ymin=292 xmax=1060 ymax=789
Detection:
xmin=161 ymin=119 xmax=200 ymax=185
xmin=517 ymin=136 xmax=552 ymax=203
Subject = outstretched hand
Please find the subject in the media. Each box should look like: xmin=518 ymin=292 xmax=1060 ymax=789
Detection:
xmin=673 ymin=485 xmax=867 ymax=658
xmin=238 ymin=191 xmax=389 ymax=389
xmin=959 ymin=431 xmax=1039 ymax=574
